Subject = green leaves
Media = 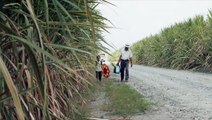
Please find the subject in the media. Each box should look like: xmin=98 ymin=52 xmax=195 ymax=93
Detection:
xmin=0 ymin=0 xmax=109 ymax=119
xmin=131 ymin=11 xmax=212 ymax=72
xmin=0 ymin=56 xmax=25 ymax=120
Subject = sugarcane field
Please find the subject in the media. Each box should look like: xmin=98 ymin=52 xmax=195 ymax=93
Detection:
xmin=1 ymin=0 xmax=212 ymax=120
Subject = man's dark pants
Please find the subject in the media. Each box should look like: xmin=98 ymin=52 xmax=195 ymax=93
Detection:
xmin=120 ymin=59 xmax=129 ymax=81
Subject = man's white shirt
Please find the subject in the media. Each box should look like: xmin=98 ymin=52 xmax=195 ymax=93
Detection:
xmin=120 ymin=48 xmax=133 ymax=60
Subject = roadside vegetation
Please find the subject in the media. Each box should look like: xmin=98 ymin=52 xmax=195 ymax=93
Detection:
xmin=0 ymin=0 xmax=109 ymax=119
xmin=109 ymin=50 xmax=119 ymax=62
xmin=102 ymin=80 xmax=151 ymax=118
xmin=129 ymin=11 xmax=212 ymax=72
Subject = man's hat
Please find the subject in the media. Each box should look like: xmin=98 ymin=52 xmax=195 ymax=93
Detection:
xmin=125 ymin=44 xmax=130 ymax=48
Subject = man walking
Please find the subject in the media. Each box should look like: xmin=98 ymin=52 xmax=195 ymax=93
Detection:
xmin=117 ymin=44 xmax=133 ymax=82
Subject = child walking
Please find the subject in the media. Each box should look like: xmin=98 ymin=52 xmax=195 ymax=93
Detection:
xmin=96 ymin=55 xmax=102 ymax=81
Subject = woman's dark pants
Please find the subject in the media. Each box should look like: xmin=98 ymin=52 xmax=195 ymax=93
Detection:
xmin=96 ymin=71 xmax=102 ymax=81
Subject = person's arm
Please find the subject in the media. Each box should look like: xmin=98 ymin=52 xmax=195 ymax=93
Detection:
xmin=100 ymin=60 xmax=103 ymax=65
xmin=130 ymin=50 xmax=133 ymax=67
xmin=129 ymin=57 xmax=133 ymax=67
xmin=95 ymin=61 xmax=98 ymax=66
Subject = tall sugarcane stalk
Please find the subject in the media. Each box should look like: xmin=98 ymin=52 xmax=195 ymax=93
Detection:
xmin=0 ymin=0 xmax=109 ymax=119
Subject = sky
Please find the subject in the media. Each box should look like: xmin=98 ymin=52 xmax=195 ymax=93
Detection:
xmin=97 ymin=0 xmax=212 ymax=52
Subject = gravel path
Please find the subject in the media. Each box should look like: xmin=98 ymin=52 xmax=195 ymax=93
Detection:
xmin=125 ymin=65 xmax=212 ymax=120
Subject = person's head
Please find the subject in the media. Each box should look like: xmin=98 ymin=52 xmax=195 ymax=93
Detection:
xmin=97 ymin=55 xmax=100 ymax=61
xmin=124 ymin=44 xmax=129 ymax=51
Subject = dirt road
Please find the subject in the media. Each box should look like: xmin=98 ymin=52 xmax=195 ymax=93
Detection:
xmin=126 ymin=65 xmax=212 ymax=120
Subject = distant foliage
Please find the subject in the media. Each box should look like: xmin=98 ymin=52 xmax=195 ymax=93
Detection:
xmin=109 ymin=50 xmax=120 ymax=62
xmin=131 ymin=11 xmax=212 ymax=72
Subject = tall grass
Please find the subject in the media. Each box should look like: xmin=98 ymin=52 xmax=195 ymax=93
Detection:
xmin=0 ymin=0 xmax=109 ymax=119
xmin=130 ymin=11 xmax=212 ymax=72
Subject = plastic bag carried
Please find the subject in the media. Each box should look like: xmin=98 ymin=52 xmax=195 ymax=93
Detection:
xmin=113 ymin=65 xmax=120 ymax=74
